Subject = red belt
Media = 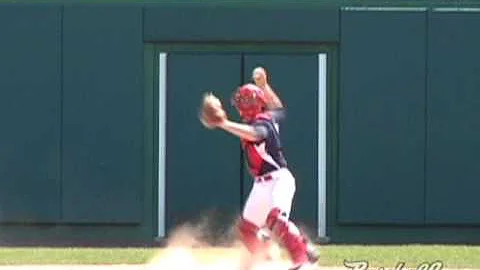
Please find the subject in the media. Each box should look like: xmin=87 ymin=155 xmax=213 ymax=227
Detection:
xmin=255 ymin=173 xmax=273 ymax=183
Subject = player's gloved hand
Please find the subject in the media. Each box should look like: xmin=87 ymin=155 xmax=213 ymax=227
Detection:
xmin=198 ymin=92 xmax=227 ymax=129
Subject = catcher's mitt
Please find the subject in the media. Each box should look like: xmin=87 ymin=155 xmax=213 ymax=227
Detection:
xmin=199 ymin=92 xmax=227 ymax=129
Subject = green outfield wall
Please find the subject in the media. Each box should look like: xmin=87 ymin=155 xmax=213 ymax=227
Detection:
xmin=0 ymin=0 xmax=479 ymax=244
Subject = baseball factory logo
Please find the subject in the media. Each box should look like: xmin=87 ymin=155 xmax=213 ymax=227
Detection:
xmin=344 ymin=260 xmax=444 ymax=270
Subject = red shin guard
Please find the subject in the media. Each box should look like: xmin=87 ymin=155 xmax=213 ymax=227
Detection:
xmin=238 ymin=218 xmax=267 ymax=254
xmin=266 ymin=208 xmax=308 ymax=265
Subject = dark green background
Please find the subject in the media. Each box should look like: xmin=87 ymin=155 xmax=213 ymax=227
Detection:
xmin=1 ymin=2 xmax=480 ymax=244
xmin=165 ymin=53 xmax=242 ymax=243
xmin=338 ymin=9 xmax=427 ymax=225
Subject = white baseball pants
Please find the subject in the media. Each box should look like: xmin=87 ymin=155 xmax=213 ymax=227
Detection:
xmin=242 ymin=168 xmax=296 ymax=228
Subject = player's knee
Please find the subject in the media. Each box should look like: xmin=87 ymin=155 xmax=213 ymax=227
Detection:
xmin=266 ymin=207 xmax=286 ymax=231
xmin=238 ymin=218 xmax=259 ymax=237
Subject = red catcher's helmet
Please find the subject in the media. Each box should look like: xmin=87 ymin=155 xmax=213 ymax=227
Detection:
xmin=231 ymin=83 xmax=267 ymax=122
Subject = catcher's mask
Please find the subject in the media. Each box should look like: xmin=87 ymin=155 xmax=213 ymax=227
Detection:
xmin=231 ymin=83 xmax=267 ymax=122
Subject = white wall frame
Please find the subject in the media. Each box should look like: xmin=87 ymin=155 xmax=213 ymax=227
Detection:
xmin=318 ymin=53 xmax=327 ymax=239
xmin=157 ymin=52 xmax=167 ymax=238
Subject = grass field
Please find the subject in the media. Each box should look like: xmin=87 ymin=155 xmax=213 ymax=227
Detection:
xmin=0 ymin=245 xmax=480 ymax=269
xmin=0 ymin=248 xmax=155 ymax=265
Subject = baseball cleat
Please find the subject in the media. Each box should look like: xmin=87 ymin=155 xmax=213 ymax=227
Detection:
xmin=288 ymin=262 xmax=318 ymax=270
xmin=289 ymin=244 xmax=319 ymax=270
xmin=306 ymin=244 xmax=320 ymax=264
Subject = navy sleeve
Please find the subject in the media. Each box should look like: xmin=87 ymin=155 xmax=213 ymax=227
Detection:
xmin=252 ymin=121 xmax=270 ymax=140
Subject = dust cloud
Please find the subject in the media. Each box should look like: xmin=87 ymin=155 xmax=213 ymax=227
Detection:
xmin=146 ymin=220 xmax=290 ymax=270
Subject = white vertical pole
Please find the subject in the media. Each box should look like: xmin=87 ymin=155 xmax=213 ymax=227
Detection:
xmin=158 ymin=53 xmax=167 ymax=238
xmin=318 ymin=53 xmax=327 ymax=238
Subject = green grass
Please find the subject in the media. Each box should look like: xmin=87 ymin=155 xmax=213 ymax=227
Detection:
xmin=1 ymin=245 xmax=480 ymax=268
xmin=0 ymin=248 xmax=156 ymax=265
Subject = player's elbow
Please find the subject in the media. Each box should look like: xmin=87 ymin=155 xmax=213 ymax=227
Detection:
xmin=242 ymin=130 xmax=262 ymax=142
xmin=268 ymin=108 xmax=286 ymax=121
xmin=244 ymin=133 xmax=262 ymax=142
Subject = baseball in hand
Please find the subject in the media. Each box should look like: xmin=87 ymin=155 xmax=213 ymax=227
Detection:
xmin=252 ymin=67 xmax=268 ymax=88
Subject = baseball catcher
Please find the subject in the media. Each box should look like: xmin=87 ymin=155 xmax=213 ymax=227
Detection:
xmin=199 ymin=67 xmax=319 ymax=270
